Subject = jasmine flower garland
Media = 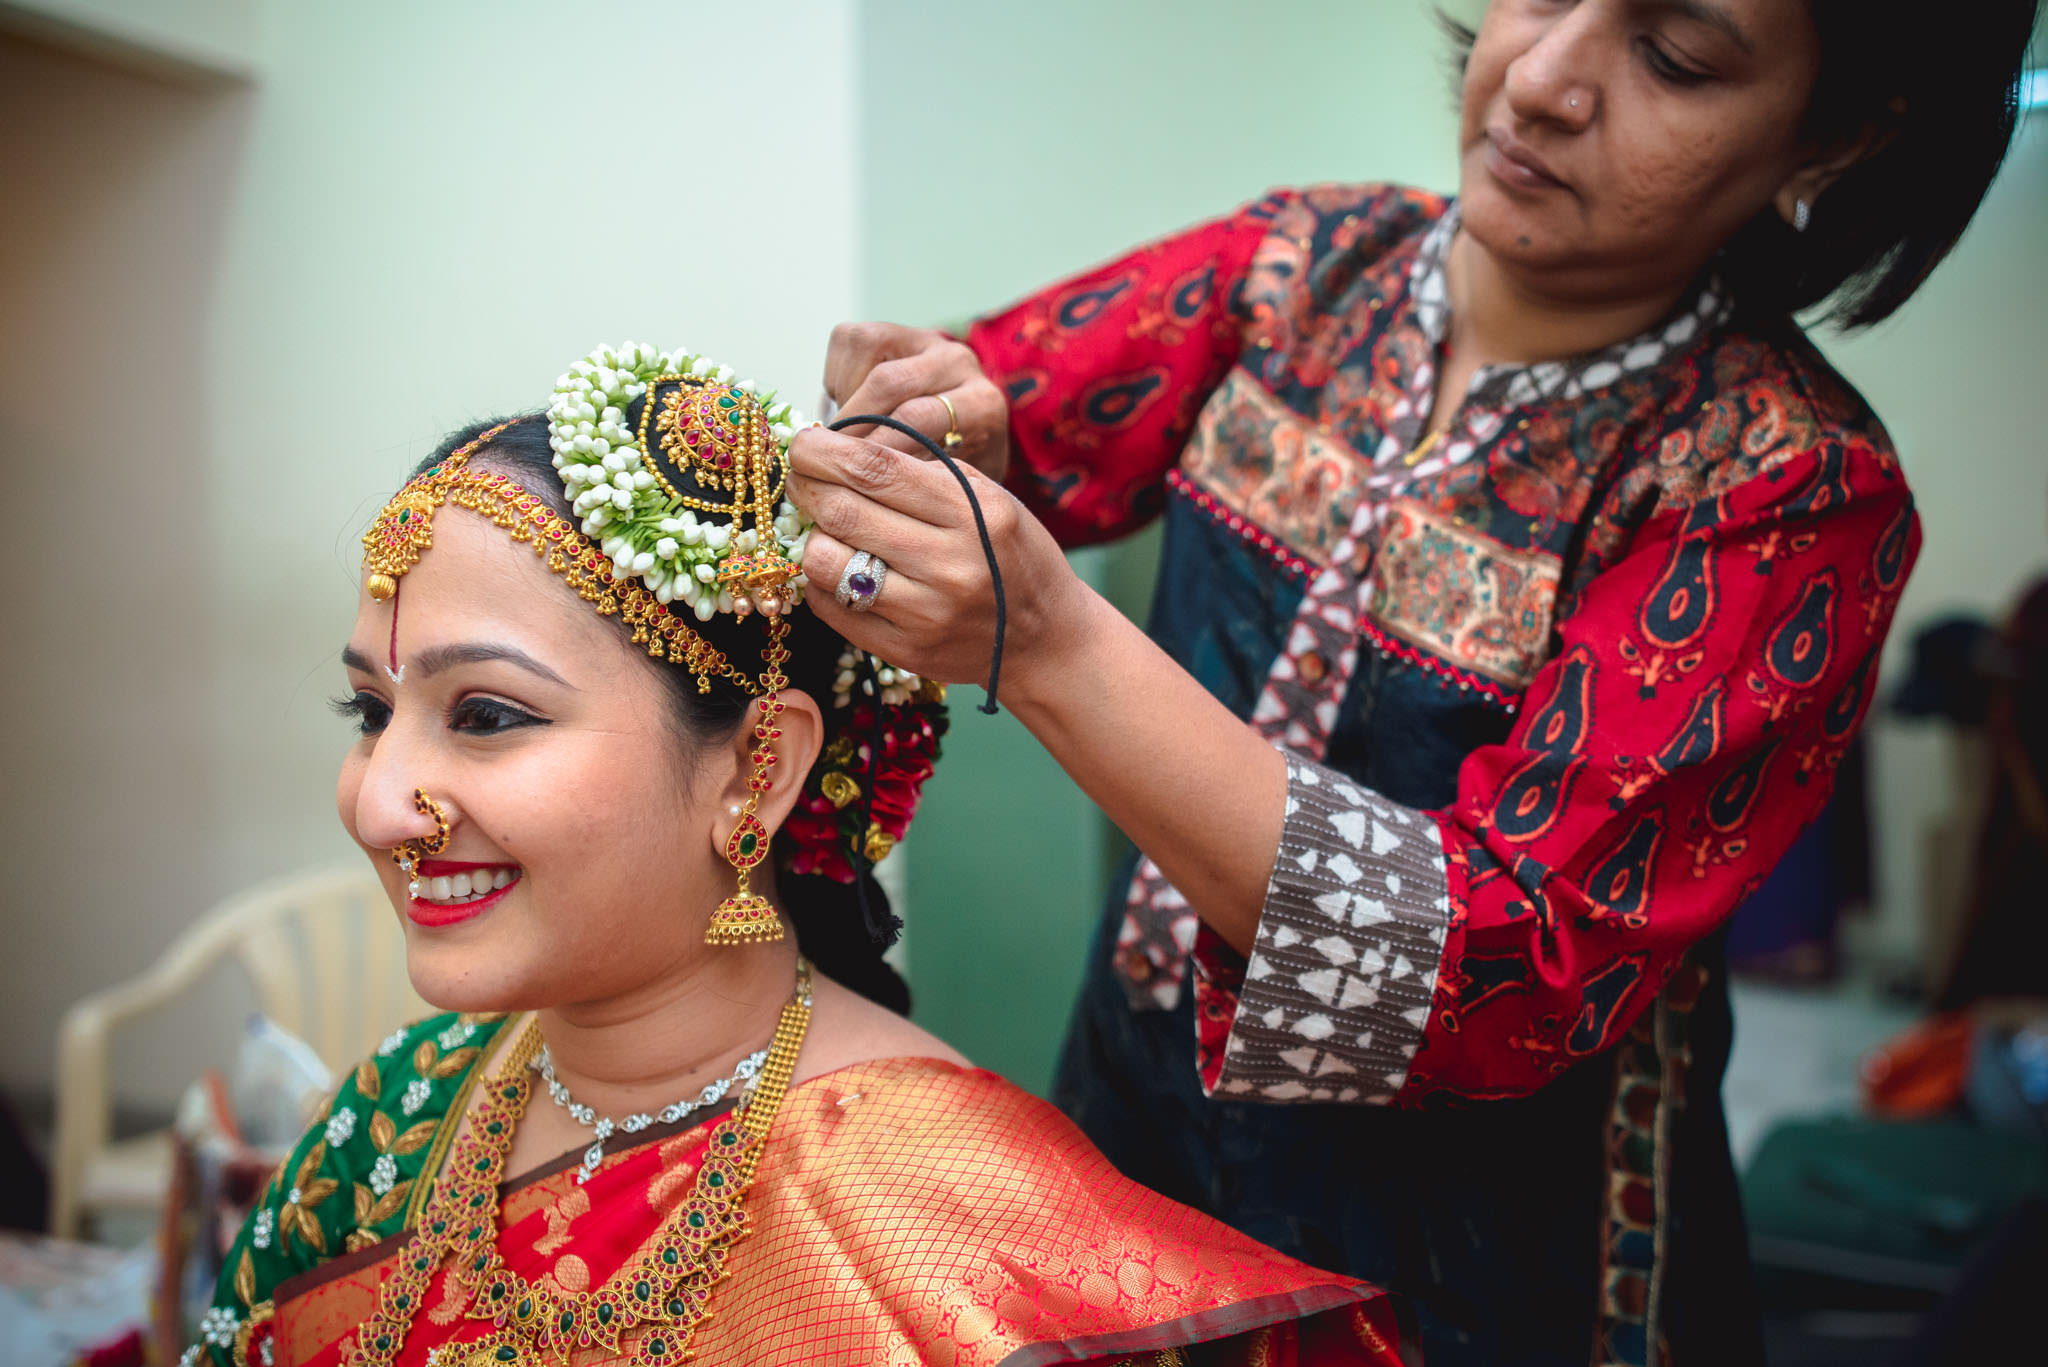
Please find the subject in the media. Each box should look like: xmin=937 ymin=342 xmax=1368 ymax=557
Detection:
xmin=546 ymin=342 xmax=812 ymax=621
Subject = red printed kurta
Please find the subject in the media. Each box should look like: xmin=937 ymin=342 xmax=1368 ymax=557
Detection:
xmin=969 ymin=184 xmax=1915 ymax=1107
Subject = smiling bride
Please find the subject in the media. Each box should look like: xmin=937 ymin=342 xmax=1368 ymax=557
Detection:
xmin=180 ymin=344 xmax=1406 ymax=1367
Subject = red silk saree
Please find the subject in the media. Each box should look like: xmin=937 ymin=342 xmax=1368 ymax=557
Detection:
xmin=197 ymin=1021 xmax=1402 ymax=1367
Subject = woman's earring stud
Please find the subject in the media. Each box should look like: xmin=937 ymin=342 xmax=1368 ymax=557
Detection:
xmin=1793 ymin=198 xmax=1811 ymax=233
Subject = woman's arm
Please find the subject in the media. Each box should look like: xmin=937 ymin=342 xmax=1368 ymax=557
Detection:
xmin=791 ymin=425 xmax=1917 ymax=1104
xmin=788 ymin=436 xmax=1282 ymax=953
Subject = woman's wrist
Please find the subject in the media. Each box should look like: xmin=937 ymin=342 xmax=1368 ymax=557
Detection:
xmin=1000 ymin=571 xmax=1115 ymax=721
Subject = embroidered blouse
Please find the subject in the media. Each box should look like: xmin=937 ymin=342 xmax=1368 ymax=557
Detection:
xmin=967 ymin=184 xmax=1916 ymax=1105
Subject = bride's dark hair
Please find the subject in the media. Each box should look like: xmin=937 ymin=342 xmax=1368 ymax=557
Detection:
xmin=415 ymin=412 xmax=912 ymax=1014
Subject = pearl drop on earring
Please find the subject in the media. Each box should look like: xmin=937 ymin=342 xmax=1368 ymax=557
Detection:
xmin=728 ymin=803 xmax=743 ymax=817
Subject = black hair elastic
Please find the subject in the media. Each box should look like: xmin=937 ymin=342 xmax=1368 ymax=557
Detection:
xmin=824 ymin=412 xmax=1009 ymax=946
xmin=824 ymin=413 xmax=1006 ymax=716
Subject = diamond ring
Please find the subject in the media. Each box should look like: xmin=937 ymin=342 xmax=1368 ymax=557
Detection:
xmin=835 ymin=550 xmax=887 ymax=612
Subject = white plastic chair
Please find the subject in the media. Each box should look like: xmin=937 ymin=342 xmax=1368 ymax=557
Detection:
xmin=48 ymin=865 xmax=424 ymax=1240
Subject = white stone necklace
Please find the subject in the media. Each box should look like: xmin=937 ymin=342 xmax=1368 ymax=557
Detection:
xmin=532 ymin=1043 xmax=771 ymax=1184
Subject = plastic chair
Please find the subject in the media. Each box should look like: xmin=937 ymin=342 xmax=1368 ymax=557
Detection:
xmin=48 ymin=865 xmax=423 ymax=1240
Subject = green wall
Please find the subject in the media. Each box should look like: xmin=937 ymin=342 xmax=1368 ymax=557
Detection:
xmin=857 ymin=0 xmax=1468 ymax=1093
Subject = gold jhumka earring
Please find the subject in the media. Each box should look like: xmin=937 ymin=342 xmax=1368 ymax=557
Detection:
xmin=705 ymin=616 xmax=790 ymax=944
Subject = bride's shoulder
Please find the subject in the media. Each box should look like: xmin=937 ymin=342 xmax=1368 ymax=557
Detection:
xmin=792 ymin=972 xmax=971 ymax=1082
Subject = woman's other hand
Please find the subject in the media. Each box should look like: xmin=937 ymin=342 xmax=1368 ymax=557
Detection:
xmin=822 ymin=322 xmax=1010 ymax=483
xmin=789 ymin=428 xmax=1084 ymax=707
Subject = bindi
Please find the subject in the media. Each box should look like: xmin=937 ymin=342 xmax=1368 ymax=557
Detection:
xmin=384 ymin=581 xmax=405 ymax=685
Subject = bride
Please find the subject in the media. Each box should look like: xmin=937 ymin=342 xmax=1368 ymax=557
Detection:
xmin=182 ymin=344 xmax=1406 ymax=1367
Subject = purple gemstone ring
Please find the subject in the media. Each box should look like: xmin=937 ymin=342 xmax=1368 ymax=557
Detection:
xmin=834 ymin=549 xmax=888 ymax=613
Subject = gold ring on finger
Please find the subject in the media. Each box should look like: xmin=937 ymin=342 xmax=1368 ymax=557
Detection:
xmin=935 ymin=393 xmax=963 ymax=449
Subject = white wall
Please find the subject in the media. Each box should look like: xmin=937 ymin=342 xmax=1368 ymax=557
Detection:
xmin=0 ymin=0 xmax=859 ymax=1111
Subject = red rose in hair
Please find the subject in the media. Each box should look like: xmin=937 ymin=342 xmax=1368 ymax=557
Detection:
xmin=781 ymin=699 xmax=948 ymax=884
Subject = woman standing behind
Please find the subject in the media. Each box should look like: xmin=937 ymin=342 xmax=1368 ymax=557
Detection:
xmin=789 ymin=2 xmax=2043 ymax=1362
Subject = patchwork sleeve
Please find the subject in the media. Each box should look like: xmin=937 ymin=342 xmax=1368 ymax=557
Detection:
xmin=964 ymin=192 xmax=1288 ymax=546
xmin=1193 ymin=756 xmax=1452 ymax=1102
xmin=1194 ymin=439 xmax=1918 ymax=1103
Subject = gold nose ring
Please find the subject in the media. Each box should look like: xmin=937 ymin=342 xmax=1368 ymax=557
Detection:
xmin=392 ymin=788 xmax=451 ymax=883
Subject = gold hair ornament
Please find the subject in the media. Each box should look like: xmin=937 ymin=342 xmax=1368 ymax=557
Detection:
xmin=360 ymin=418 xmax=772 ymax=696
xmin=548 ymin=343 xmax=809 ymax=623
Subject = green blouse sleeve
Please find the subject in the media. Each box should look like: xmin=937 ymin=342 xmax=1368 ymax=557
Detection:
xmin=184 ymin=1010 xmax=509 ymax=1367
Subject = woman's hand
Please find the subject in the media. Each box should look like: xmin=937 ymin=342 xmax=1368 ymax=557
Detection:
xmin=821 ymin=322 xmax=1010 ymax=483
xmin=789 ymin=428 xmax=1081 ymax=707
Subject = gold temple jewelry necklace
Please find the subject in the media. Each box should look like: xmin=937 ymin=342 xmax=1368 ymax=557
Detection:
xmin=346 ymin=961 xmax=813 ymax=1367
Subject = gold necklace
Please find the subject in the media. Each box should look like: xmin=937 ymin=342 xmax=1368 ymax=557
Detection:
xmin=346 ymin=962 xmax=813 ymax=1367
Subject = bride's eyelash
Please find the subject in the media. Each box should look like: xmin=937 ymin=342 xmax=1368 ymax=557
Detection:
xmin=327 ymin=693 xmax=546 ymax=737
xmin=449 ymin=697 xmax=548 ymax=734
xmin=330 ymin=691 xmax=391 ymax=736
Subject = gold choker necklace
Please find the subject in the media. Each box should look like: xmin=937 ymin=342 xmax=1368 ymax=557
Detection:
xmin=346 ymin=962 xmax=813 ymax=1367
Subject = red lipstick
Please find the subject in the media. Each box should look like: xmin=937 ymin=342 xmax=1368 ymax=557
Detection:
xmin=405 ymin=862 xmax=520 ymax=928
